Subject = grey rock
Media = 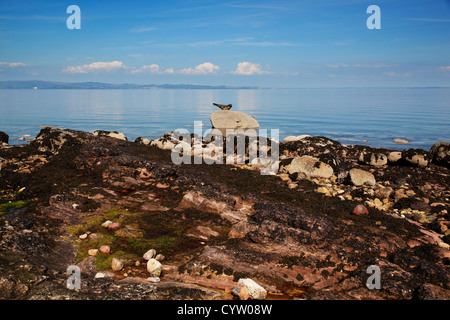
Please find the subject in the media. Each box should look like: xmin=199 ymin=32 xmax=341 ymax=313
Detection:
xmin=430 ymin=142 xmax=450 ymax=168
xmin=236 ymin=278 xmax=267 ymax=300
xmin=93 ymin=130 xmax=127 ymax=141
xmin=111 ymin=258 xmax=123 ymax=271
xmin=393 ymin=138 xmax=410 ymax=144
xmin=359 ymin=152 xmax=388 ymax=166
xmin=348 ymin=168 xmax=376 ymax=186
xmin=285 ymin=155 xmax=334 ymax=179
xmin=134 ymin=137 xmax=150 ymax=145
xmin=387 ymin=151 xmax=402 ymax=164
xmin=0 ymin=131 xmax=9 ymax=144
xmin=210 ymin=110 xmax=260 ymax=131
xmin=402 ymin=148 xmax=430 ymax=167
xmin=147 ymin=259 xmax=162 ymax=277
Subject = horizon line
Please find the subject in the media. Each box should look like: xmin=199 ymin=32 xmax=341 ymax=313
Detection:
xmin=0 ymin=79 xmax=449 ymax=90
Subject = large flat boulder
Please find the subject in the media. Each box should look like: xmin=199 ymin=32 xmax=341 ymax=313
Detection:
xmin=210 ymin=110 xmax=260 ymax=131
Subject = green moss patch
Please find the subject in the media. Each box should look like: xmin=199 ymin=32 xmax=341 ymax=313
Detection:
xmin=0 ymin=200 xmax=35 ymax=216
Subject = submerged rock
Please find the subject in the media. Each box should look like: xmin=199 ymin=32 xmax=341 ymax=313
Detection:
xmin=393 ymin=138 xmax=410 ymax=144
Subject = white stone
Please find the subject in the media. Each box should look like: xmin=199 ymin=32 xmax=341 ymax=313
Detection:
xmin=388 ymin=151 xmax=402 ymax=163
xmin=102 ymin=220 xmax=113 ymax=228
xmin=88 ymin=249 xmax=98 ymax=256
xmin=94 ymin=130 xmax=127 ymax=141
xmin=393 ymin=138 xmax=410 ymax=144
xmin=111 ymin=258 xmax=123 ymax=271
xmin=147 ymin=259 xmax=162 ymax=277
xmin=286 ymin=155 xmax=334 ymax=178
xmin=359 ymin=152 xmax=387 ymax=166
xmin=283 ymin=134 xmax=310 ymax=142
xmin=146 ymin=277 xmax=160 ymax=283
xmin=143 ymin=249 xmax=156 ymax=260
xmin=237 ymin=278 xmax=267 ymax=300
xmin=210 ymin=110 xmax=260 ymax=130
xmin=349 ymin=168 xmax=376 ymax=186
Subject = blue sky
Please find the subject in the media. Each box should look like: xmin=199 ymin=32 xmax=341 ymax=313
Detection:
xmin=0 ymin=0 xmax=449 ymax=87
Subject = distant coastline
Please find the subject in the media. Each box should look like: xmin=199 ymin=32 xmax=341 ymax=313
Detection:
xmin=0 ymin=80 xmax=259 ymax=90
xmin=1 ymin=80 xmax=449 ymax=90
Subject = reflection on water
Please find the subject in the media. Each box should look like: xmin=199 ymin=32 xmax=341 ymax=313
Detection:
xmin=0 ymin=88 xmax=449 ymax=150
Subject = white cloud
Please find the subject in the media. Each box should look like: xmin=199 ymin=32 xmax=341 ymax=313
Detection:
xmin=327 ymin=63 xmax=348 ymax=68
xmin=384 ymin=71 xmax=412 ymax=77
xmin=131 ymin=26 xmax=156 ymax=33
xmin=0 ymin=62 xmax=27 ymax=67
xmin=352 ymin=63 xmax=392 ymax=68
xmin=179 ymin=62 xmax=219 ymax=75
xmin=62 ymin=61 xmax=125 ymax=74
xmin=438 ymin=66 xmax=450 ymax=71
xmin=409 ymin=18 xmax=450 ymax=22
xmin=129 ymin=64 xmax=174 ymax=74
xmin=231 ymin=62 xmax=270 ymax=75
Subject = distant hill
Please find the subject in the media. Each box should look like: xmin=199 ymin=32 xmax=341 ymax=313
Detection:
xmin=0 ymin=80 xmax=258 ymax=90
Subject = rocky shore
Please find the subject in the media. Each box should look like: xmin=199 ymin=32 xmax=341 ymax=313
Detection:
xmin=0 ymin=126 xmax=449 ymax=300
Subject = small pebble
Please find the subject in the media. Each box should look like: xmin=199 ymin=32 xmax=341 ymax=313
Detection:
xmin=147 ymin=277 xmax=160 ymax=283
xmin=352 ymin=205 xmax=369 ymax=216
xmin=111 ymin=258 xmax=123 ymax=271
xmin=108 ymin=222 xmax=121 ymax=230
xmin=155 ymin=254 xmax=165 ymax=261
xmin=88 ymin=249 xmax=98 ymax=256
xmin=102 ymin=220 xmax=113 ymax=228
xmin=99 ymin=245 xmax=111 ymax=254
xmin=143 ymin=249 xmax=156 ymax=260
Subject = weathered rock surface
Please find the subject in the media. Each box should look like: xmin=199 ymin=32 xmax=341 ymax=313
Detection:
xmin=402 ymin=148 xmax=431 ymax=167
xmin=348 ymin=168 xmax=376 ymax=186
xmin=359 ymin=152 xmax=388 ymax=166
xmin=210 ymin=110 xmax=260 ymax=130
xmin=93 ymin=130 xmax=127 ymax=141
xmin=0 ymin=131 xmax=8 ymax=145
xmin=284 ymin=155 xmax=334 ymax=178
xmin=0 ymin=128 xmax=449 ymax=301
xmin=430 ymin=142 xmax=450 ymax=168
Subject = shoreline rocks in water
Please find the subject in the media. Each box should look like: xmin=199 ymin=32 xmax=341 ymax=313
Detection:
xmin=0 ymin=126 xmax=449 ymax=300
xmin=0 ymin=131 xmax=9 ymax=145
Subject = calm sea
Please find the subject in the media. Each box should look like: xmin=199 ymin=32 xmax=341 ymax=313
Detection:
xmin=0 ymin=88 xmax=449 ymax=151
